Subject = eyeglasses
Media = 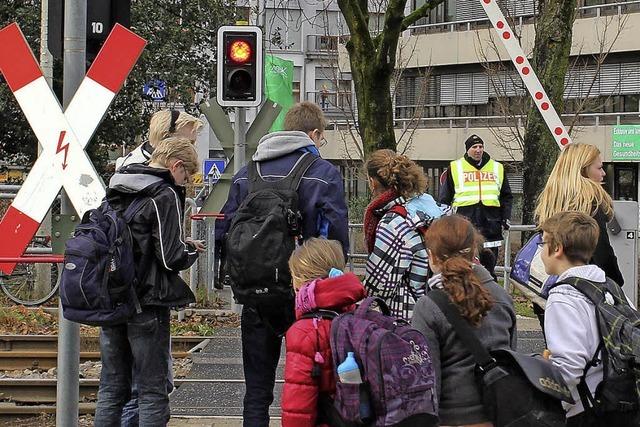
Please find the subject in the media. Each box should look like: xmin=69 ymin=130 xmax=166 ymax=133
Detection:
xmin=182 ymin=164 xmax=192 ymax=184
xmin=536 ymin=241 xmax=549 ymax=248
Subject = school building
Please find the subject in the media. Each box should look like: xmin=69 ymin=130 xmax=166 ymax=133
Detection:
xmin=249 ymin=0 xmax=640 ymax=202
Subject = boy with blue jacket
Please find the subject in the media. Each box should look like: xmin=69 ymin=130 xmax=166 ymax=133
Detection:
xmin=215 ymin=101 xmax=349 ymax=427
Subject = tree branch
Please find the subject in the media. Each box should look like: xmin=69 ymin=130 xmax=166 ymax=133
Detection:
xmin=401 ymin=0 xmax=445 ymax=31
xmin=376 ymin=0 xmax=406 ymax=66
xmin=338 ymin=0 xmax=375 ymax=52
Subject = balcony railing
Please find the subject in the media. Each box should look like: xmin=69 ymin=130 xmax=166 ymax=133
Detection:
xmin=306 ymin=90 xmax=354 ymax=113
xmin=391 ymin=110 xmax=640 ymax=129
xmin=306 ymin=34 xmax=350 ymax=53
xmin=409 ymin=0 xmax=640 ymax=35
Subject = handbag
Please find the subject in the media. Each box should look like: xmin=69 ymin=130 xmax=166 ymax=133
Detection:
xmin=510 ymin=232 xmax=558 ymax=298
xmin=428 ymin=290 xmax=574 ymax=427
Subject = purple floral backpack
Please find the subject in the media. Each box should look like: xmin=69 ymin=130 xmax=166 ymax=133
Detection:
xmin=329 ymin=297 xmax=438 ymax=426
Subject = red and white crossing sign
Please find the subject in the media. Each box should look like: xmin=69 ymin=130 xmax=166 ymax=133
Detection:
xmin=0 ymin=23 xmax=146 ymax=274
xmin=480 ymin=0 xmax=572 ymax=149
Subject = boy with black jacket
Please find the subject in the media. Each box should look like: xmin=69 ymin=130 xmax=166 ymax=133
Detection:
xmin=215 ymin=102 xmax=349 ymax=427
xmin=94 ymin=137 xmax=204 ymax=426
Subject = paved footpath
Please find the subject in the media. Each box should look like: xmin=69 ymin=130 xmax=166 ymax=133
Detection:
xmin=168 ymin=315 xmax=542 ymax=422
xmin=169 ymin=418 xmax=281 ymax=426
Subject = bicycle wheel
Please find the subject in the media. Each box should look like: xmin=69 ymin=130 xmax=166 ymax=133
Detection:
xmin=0 ymin=262 xmax=61 ymax=306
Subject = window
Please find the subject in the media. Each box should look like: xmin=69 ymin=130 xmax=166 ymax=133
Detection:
xmin=614 ymin=165 xmax=637 ymax=201
xmin=293 ymin=67 xmax=301 ymax=103
xmin=314 ymin=67 xmax=352 ymax=110
xmin=624 ymin=94 xmax=640 ymax=112
xmin=265 ymin=9 xmax=302 ymax=50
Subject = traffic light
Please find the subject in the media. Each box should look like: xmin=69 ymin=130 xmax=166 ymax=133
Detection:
xmin=47 ymin=0 xmax=131 ymax=62
xmin=217 ymin=26 xmax=263 ymax=107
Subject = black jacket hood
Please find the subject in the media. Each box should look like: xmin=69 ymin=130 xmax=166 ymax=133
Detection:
xmin=105 ymin=164 xmax=196 ymax=308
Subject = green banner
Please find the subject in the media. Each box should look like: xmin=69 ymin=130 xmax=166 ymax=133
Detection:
xmin=612 ymin=125 xmax=640 ymax=161
xmin=264 ymin=55 xmax=294 ymax=132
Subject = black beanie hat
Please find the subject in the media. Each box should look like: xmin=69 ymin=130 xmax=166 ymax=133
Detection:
xmin=465 ymin=134 xmax=484 ymax=151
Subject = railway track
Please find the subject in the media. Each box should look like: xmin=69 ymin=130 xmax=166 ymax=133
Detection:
xmin=0 ymin=378 xmax=253 ymax=415
xmin=0 ymin=335 xmax=207 ymax=370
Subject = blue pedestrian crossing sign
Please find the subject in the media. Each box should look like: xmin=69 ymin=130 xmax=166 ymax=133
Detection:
xmin=203 ymin=159 xmax=227 ymax=183
xmin=143 ymin=79 xmax=167 ymax=101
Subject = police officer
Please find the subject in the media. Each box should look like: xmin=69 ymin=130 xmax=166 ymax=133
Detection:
xmin=439 ymin=134 xmax=513 ymax=264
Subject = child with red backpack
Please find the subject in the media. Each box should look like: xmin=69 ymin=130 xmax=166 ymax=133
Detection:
xmin=282 ymin=238 xmax=366 ymax=427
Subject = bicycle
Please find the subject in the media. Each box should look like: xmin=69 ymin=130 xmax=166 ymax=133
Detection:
xmin=0 ymin=235 xmax=62 ymax=306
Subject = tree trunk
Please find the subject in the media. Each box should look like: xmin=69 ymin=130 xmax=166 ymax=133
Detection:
xmin=521 ymin=0 xmax=577 ymax=226
xmin=347 ymin=41 xmax=397 ymax=157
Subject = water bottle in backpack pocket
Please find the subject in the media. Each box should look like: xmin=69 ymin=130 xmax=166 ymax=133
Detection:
xmin=330 ymin=297 xmax=439 ymax=427
xmin=59 ymin=198 xmax=147 ymax=326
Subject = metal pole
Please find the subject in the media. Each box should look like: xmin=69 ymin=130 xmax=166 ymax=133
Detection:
xmin=231 ymin=108 xmax=247 ymax=314
xmin=57 ymin=1 xmax=85 ymax=425
xmin=233 ymin=108 xmax=247 ymax=173
xmin=40 ymin=0 xmax=54 ymax=87
xmin=37 ymin=0 xmax=54 ymax=313
xmin=503 ymin=229 xmax=511 ymax=293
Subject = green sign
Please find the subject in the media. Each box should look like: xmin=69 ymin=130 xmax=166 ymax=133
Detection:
xmin=264 ymin=55 xmax=294 ymax=132
xmin=613 ymin=125 xmax=640 ymax=161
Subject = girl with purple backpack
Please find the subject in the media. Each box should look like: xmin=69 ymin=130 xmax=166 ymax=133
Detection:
xmin=281 ymin=238 xmax=366 ymax=427
xmin=412 ymin=215 xmax=517 ymax=427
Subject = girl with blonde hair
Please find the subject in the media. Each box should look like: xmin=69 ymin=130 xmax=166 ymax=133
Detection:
xmin=412 ymin=215 xmax=516 ymax=427
xmin=282 ymin=238 xmax=366 ymax=426
xmin=363 ymin=149 xmax=444 ymax=320
xmin=535 ymin=143 xmax=623 ymax=285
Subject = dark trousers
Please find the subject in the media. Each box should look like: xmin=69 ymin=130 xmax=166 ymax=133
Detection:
xmin=566 ymin=411 xmax=639 ymax=427
xmin=241 ymin=302 xmax=294 ymax=427
xmin=95 ymin=306 xmax=171 ymax=427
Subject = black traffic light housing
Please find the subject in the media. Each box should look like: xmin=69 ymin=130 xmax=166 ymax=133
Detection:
xmin=217 ymin=26 xmax=263 ymax=107
xmin=48 ymin=0 xmax=131 ymax=62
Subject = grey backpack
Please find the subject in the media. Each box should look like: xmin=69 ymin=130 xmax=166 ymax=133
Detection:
xmin=551 ymin=277 xmax=640 ymax=419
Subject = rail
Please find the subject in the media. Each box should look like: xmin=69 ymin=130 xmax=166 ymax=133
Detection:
xmin=0 ymin=256 xmax=63 ymax=263
xmin=408 ymin=0 xmax=640 ymax=34
xmin=392 ymin=111 xmax=640 ymax=129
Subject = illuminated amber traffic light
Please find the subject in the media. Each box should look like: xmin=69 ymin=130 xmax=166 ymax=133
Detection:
xmin=217 ymin=26 xmax=263 ymax=107
xmin=229 ymin=40 xmax=252 ymax=63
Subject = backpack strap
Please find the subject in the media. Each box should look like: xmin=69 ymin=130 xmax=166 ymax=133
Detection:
xmin=299 ymin=309 xmax=339 ymax=379
xmin=122 ymin=196 xmax=150 ymax=223
xmin=248 ymin=152 xmax=318 ymax=194
xmin=300 ymin=309 xmax=340 ymax=320
xmin=118 ymin=194 xmax=156 ymax=316
xmin=355 ymin=297 xmax=392 ymax=317
xmin=389 ymin=205 xmax=408 ymax=218
xmin=577 ymin=342 xmax=605 ymax=415
xmin=427 ymin=289 xmax=496 ymax=372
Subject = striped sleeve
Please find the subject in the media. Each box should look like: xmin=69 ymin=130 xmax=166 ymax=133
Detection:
xmin=365 ymin=214 xmax=430 ymax=319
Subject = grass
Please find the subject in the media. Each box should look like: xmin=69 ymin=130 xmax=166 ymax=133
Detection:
xmin=0 ymin=305 xmax=240 ymax=336
xmin=496 ymin=279 xmax=536 ymax=318
xmin=512 ymin=289 xmax=536 ymax=318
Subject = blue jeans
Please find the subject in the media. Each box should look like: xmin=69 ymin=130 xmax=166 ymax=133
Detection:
xmin=95 ymin=306 xmax=171 ymax=427
xmin=121 ymin=346 xmax=174 ymax=427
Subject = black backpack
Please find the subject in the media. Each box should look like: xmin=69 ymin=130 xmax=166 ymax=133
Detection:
xmin=428 ymin=289 xmax=574 ymax=427
xmin=225 ymin=152 xmax=317 ymax=305
xmin=550 ymin=277 xmax=640 ymax=422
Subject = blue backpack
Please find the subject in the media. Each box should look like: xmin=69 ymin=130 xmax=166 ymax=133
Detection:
xmin=60 ymin=197 xmax=148 ymax=326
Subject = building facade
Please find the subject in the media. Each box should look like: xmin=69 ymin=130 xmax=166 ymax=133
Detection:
xmin=233 ymin=0 xmax=640 ymax=202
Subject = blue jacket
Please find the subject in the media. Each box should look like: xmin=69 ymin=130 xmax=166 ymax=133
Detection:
xmin=215 ymin=131 xmax=349 ymax=256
